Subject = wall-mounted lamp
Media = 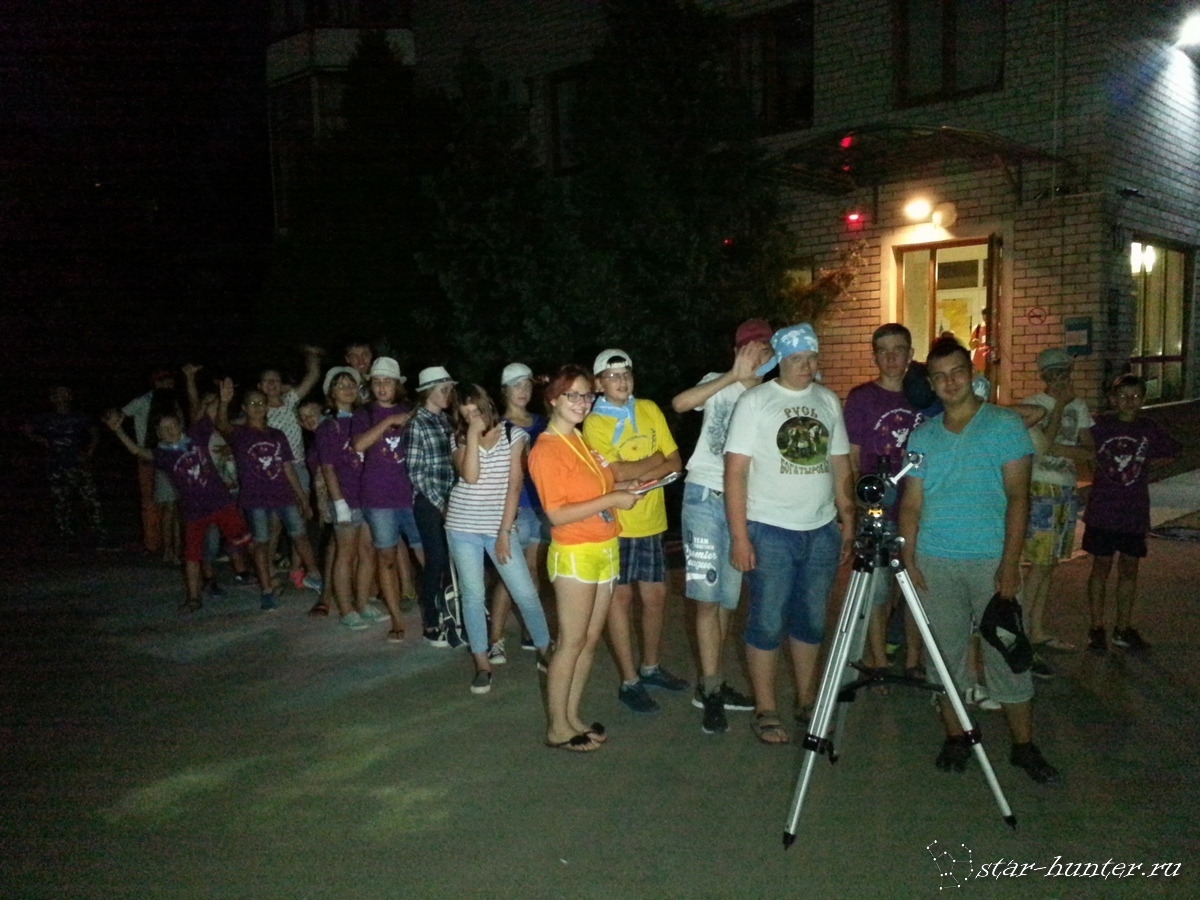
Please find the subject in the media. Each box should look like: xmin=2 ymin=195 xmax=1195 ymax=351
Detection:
xmin=904 ymin=198 xmax=932 ymax=221
xmin=932 ymin=201 xmax=958 ymax=228
xmin=1131 ymin=241 xmax=1157 ymax=274
xmin=1178 ymin=13 xmax=1200 ymax=46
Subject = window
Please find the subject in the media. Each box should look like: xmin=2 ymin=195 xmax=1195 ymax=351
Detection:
xmin=548 ymin=69 xmax=583 ymax=174
xmin=897 ymin=239 xmax=993 ymax=369
xmin=1130 ymin=241 xmax=1191 ymax=402
xmin=731 ymin=2 xmax=814 ymax=135
xmin=895 ymin=0 xmax=1004 ymax=106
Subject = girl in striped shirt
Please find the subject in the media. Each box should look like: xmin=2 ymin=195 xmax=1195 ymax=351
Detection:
xmin=446 ymin=385 xmax=552 ymax=695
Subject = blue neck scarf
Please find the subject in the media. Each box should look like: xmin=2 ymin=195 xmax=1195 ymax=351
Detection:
xmin=158 ymin=436 xmax=193 ymax=453
xmin=592 ymin=396 xmax=637 ymax=444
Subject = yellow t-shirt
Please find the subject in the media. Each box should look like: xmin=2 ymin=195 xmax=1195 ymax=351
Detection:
xmin=583 ymin=398 xmax=678 ymax=538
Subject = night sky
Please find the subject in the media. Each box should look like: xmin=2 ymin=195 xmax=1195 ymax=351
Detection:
xmin=4 ymin=1 xmax=272 ymax=409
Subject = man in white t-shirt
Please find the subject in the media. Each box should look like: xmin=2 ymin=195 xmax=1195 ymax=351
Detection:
xmin=724 ymin=323 xmax=855 ymax=746
xmin=671 ymin=318 xmax=772 ymax=735
xmin=1019 ymin=347 xmax=1094 ymax=659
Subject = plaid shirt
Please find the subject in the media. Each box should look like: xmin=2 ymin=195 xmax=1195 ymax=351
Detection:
xmin=405 ymin=407 xmax=455 ymax=510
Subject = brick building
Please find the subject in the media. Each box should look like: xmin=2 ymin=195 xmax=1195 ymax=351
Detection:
xmin=270 ymin=0 xmax=1200 ymax=408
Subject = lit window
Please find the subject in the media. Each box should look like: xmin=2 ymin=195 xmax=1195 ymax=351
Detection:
xmin=1130 ymin=241 xmax=1191 ymax=402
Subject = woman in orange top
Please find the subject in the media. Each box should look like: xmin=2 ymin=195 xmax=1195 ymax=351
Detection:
xmin=529 ymin=365 xmax=641 ymax=752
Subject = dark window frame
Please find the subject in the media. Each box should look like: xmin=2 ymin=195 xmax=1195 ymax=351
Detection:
xmin=894 ymin=0 xmax=1005 ymax=108
xmin=729 ymin=1 xmax=815 ymax=136
xmin=1129 ymin=236 xmax=1193 ymax=404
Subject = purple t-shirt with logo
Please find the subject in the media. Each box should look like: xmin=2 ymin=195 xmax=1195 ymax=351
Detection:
xmin=228 ymin=423 xmax=296 ymax=509
xmin=152 ymin=419 xmax=234 ymax=522
xmin=316 ymin=414 xmax=364 ymax=509
xmin=1085 ymin=415 xmax=1180 ymax=534
xmin=844 ymin=381 xmax=924 ymax=513
xmin=352 ymin=403 xmax=415 ymax=510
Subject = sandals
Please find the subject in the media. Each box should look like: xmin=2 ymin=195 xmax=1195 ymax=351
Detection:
xmin=387 ymin=629 xmax=405 ymax=643
xmin=545 ymin=733 xmax=600 ymax=753
xmin=584 ymin=721 xmax=608 ymax=744
xmin=308 ymin=601 xmax=330 ymax=617
xmin=752 ymin=711 xmax=790 ymax=745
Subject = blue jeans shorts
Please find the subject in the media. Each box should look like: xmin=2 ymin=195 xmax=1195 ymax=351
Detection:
xmin=364 ymin=506 xmax=423 ymax=551
xmin=744 ymin=519 xmax=841 ymax=650
xmin=681 ymin=482 xmax=742 ymax=610
xmin=245 ymin=505 xmax=306 ymax=545
xmin=513 ymin=505 xmax=549 ymax=549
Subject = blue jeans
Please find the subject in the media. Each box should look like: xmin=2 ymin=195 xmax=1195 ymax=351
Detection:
xmin=744 ymin=519 xmax=841 ymax=650
xmin=363 ymin=506 xmax=421 ymax=550
xmin=245 ymin=505 xmax=305 ymax=545
xmin=681 ymin=482 xmax=742 ymax=610
xmin=447 ymin=530 xmax=551 ymax=655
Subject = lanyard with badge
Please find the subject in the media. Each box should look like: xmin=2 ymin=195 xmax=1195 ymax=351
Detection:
xmin=547 ymin=425 xmax=614 ymax=522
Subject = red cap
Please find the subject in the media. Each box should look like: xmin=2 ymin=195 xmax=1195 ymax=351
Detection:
xmin=735 ymin=318 xmax=773 ymax=348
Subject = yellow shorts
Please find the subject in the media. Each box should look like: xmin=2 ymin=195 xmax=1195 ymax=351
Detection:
xmin=546 ymin=539 xmax=619 ymax=585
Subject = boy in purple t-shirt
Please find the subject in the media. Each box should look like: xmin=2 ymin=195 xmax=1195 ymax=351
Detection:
xmin=1083 ymin=375 xmax=1180 ymax=653
xmin=103 ymin=378 xmax=263 ymax=612
xmin=843 ymin=323 xmax=925 ymax=680
xmin=220 ymin=387 xmax=322 ymax=610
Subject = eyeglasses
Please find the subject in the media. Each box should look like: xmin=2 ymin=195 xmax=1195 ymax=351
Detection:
xmin=600 ymin=371 xmax=630 ymax=382
xmin=562 ymin=391 xmax=596 ymax=404
xmin=245 ymin=399 xmax=266 ymax=407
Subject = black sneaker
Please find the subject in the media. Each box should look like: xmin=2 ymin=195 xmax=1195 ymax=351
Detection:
xmin=700 ymin=688 xmax=728 ymax=734
xmin=690 ymin=682 xmax=754 ymax=712
xmin=639 ymin=665 xmax=689 ymax=692
xmin=1010 ymin=742 xmax=1060 ymax=784
xmin=1030 ymin=654 xmax=1055 ymax=680
xmin=618 ymin=681 xmax=659 ymax=713
xmin=1087 ymin=627 xmax=1107 ymax=654
xmin=424 ymin=628 xmax=449 ymax=648
xmin=520 ymin=635 xmax=536 ymax=651
xmin=935 ymin=735 xmax=973 ymax=772
xmin=1112 ymin=627 xmax=1150 ymax=652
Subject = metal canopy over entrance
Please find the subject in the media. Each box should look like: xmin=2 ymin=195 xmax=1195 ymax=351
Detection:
xmin=773 ymin=123 xmax=1065 ymax=199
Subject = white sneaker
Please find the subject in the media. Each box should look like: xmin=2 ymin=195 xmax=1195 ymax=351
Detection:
xmin=966 ymin=683 xmax=1002 ymax=711
xmin=487 ymin=639 xmax=508 ymax=665
xmin=359 ymin=604 xmax=388 ymax=623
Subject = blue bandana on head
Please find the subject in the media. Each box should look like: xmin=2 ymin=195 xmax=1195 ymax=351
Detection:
xmin=591 ymin=395 xmax=637 ymax=444
xmin=756 ymin=323 xmax=819 ymax=377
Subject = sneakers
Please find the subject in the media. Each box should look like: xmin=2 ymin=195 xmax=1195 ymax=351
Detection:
xmin=935 ymin=735 xmax=973 ymax=772
xmin=965 ymin=684 xmax=1003 ymax=711
xmin=520 ymin=635 xmax=536 ymax=651
xmin=618 ymin=681 xmax=660 ymax=713
xmin=288 ymin=568 xmax=305 ymax=589
xmin=1087 ymin=627 xmax=1108 ymax=654
xmin=470 ymin=670 xmax=493 ymax=695
xmin=424 ymin=628 xmax=449 ymax=648
xmin=1112 ymin=626 xmax=1150 ymax=652
xmin=487 ymin=640 xmax=508 ymax=665
xmin=359 ymin=604 xmax=388 ymax=623
xmin=700 ymin=688 xmax=728 ymax=734
xmin=1030 ymin=654 xmax=1055 ymax=680
xmin=639 ymin=665 xmax=689 ymax=692
xmin=341 ymin=611 xmax=369 ymax=630
xmin=691 ymin=682 xmax=755 ymax=712
xmin=301 ymin=573 xmax=323 ymax=592
xmin=1010 ymin=742 xmax=1060 ymax=784
xmin=260 ymin=592 xmax=277 ymax=611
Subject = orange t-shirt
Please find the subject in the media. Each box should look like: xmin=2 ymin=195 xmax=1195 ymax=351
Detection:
xmin=528 ymin=427 xmax=619 ymax=546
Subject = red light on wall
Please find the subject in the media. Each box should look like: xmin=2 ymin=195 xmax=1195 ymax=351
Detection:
xmin=840 ymin=134 xmax=854 ymax=149
xmin=844 ymin=210 xmax=866 ymax=229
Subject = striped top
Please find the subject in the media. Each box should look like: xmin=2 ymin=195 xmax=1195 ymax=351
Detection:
xmin=444 ymin=424 xmax=528 ymax=535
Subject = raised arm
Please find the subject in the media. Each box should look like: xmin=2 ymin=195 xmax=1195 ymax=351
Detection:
xmin=102 ymin=409 xmax=153 ymax=461
xmin=670 ymin=343 xmax=761 ymax=413
xmin=182 ymin=363 xmax=203 ymax=424
xmin=293 ymin=345 xmax=325 ymax=399
xmin=214 ymin=378 xmax=235 ymax=437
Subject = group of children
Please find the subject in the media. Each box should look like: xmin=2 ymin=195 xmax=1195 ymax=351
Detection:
xmin=60 ymin=328 xmax=1178 ymax=751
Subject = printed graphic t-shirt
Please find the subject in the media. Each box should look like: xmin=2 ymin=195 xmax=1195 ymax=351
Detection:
xmin=153 ymin=418 xmax=235 ymax=522
xmin=682 ymin=373 xmax=748 ymax=493
xmin=723 ymin=380 xmax=850 ymax=532
xmin=583 ymin=398 xmax=679 ymax=538
xmin=228 ymin=423 xmax=296 ymax=509
xmin=1085 ymin=415 xmax=1180 ymax=534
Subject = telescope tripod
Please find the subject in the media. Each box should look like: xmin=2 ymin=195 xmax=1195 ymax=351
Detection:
xmin=782 ymin=513 xmax=1017 ymax=848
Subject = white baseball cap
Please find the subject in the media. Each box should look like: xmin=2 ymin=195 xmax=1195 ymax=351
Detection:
xmin=593 ymin=348 xmax=632 ymax=375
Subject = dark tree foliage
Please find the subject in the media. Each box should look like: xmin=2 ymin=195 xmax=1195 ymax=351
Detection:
xmin=567 ymin=0 xmax=795 ymax=398
xmin=266 ymin=3 xmax=796 ymax=400
xmin=263 ymin=32 xmax=453 ymax=371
